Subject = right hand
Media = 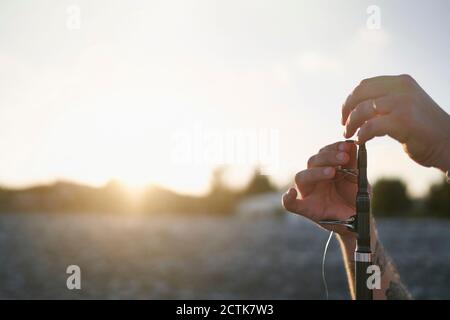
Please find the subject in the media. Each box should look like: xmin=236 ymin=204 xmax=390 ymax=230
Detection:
xmin=282 ymin=141 xmax=360 ymax=237
xmin=342 ymin=74 xmax=450 ymax=172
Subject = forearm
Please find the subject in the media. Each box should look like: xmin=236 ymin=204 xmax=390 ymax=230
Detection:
xmin=337 ymin=218 xmax=412 ymax=300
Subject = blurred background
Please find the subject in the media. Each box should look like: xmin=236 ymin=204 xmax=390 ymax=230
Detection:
xmin=0 ymin=0 xmax=449 ymax=299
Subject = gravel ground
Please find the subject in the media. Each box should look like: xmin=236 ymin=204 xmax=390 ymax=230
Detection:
xmin=0 ymin=213 xmax=449 ymax=299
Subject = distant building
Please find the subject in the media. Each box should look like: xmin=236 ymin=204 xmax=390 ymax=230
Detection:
xmin=236 ymin=191 xmax=288 ymax=218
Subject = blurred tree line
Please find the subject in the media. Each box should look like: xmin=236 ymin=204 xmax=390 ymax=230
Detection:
xmin=0 ymin=168 xmax=276 ymax=215
xmin=0 ymin=169 xmax=447 ymax=217
xmin=372 ymin=178 xmax=450 ymax=217
xmin=203 ymin=168 xmax=276 ymax=214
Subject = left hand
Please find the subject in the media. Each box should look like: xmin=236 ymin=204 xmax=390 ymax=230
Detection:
xmin=282 ymin=140 xmax=361 ymax=236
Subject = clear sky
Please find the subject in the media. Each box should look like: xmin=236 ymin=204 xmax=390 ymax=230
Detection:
xmin=0 ymin=0 xmax=449 ymax=196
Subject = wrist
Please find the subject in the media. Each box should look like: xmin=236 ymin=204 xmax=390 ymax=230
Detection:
xmin=336 ymin=216 xmax=380 ymax=256
xmin=336 ymin=233 xmax=357 ymax=257
xmin=337 ymin=233 xmax=357 ymax=246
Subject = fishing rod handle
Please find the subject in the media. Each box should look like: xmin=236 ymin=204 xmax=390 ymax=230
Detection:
xmin=355 ymin=259 xmax=373 ymax=300
xmin=356 ymin=192 xmax=371 ymax=247
xmin=355 ymin=143 xmax=373 ymax=300
xmin=355 ymin=192 xmax=373 ymax=300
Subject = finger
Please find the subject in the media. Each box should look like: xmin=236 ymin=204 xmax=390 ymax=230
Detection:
xmin=356 ymin=115 xmax=406 ymax=144
xmin=373 ymin=94 xmax=402 ymax=114
xmin=335 ymin=142 xmax=358 ymax=183
xmin=345 ymin=94 xmax=401 ymax=139
xmin=342 ymin=141 xmax=357 ymax=169
xmin=341 ymin=76 xmax=398 ymax=125
xmin=344 ymin=100 xmax=377 ymax=138
xmin=282 ymin=188 xmax=307 ymax=214
xmin=319 ymin=140 xmax=355 ymax=154
xmin=307 ymin=151 xmax=350 ymax=168
xmin=295 ymin=167 xmax=335 ymax=195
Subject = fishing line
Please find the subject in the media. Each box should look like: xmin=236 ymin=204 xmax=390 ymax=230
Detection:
xmin=321 ymin=166 xmax=356 ymax=299
xmin=322 ymin=230 xmax=334 ymax=300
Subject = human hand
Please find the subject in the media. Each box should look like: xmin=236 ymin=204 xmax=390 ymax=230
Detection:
xmin=342 ymin=74 xmax=450 ymax=172
xmin=282 ymin=141 xmax=360 ymax=237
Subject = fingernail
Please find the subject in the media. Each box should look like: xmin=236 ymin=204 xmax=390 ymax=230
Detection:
xmin=286 ymin=188 xmax=296 ymax=197
xmin=356 ymin=134 xmax=362 ymax=144
xmin=323 ymin=167 xmax=333 ymax=176
xmin=336 ymin=152 xmax=346 ymax=161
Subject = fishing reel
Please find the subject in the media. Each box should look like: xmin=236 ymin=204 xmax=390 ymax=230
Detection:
xmin=319 ymin=215 xmax=357 ymax=232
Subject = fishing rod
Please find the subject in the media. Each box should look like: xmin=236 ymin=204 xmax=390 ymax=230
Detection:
xmin=320 ymin=143 xmax=373 ymax=300
xmin=354 ymin=143 xmax=372 ymax=300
